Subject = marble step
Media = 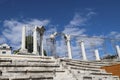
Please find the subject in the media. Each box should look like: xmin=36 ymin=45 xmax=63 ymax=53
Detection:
xmin=65 ymin=62 xmax=100 ymax=69
xmin=70 ymin=66 xmax=106 ymax=72
xmin=90 ymin=72 xmax=112 ymax=75
xmin=0 ymin=66 xmax=61 ymax=71
xmin=60 ymin=59 xmax=110 ymax=67
xmin=0 ymin=63 xmax=60 ymax=67
xmin=6 ymin=69 xmax=65 ymax=73
xmin=0 ymin=75 xmax=54 ymax=80
xmin=0 ymin=54 xmax=53 ymax=60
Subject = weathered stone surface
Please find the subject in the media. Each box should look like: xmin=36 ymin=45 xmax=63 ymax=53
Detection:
xmin=0 ymin=55 xmax=119 ymax=80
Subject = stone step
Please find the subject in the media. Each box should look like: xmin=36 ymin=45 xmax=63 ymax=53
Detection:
xmin=67 ymin=61 xmax=105 ymax=67
xmin=11 ymin=62 xmax=58 ymax=65
xmin=0 ymin=58 xmax=12 ymax=63
xmin=71 ymin=70 xmax=112 ymax=76
xmin=61 ymin=59 xmax=120 ymax=66
xmin=2 ymin=69 xmax=65 ymax=77
xmin=0 ymin=63 xmax=60 ymax=67
xmin=27 ymin=60 xmax=55 ymax=63
xmin=70 ymin=66 xmax=106 ymax=72
xmin=0 ymin=77 xmax=9 ymax=80
xmin=0 ymin=54 xmax=53 ymax=60
xmin=65 ymin=62 xmax=100 ymax=69
xmin=90 ymin=72 xmax=112 ymax=75
xmin=60 ymin=59 xmax=111 ymax=67
xmin=0 ymin=67 xmax=61 ymax=71
xmin=2 ymin=72 xmax=54 ymax=78
xmin=0 ymin=75 xmax=54 ymax=80
xmin=6 ymin=69 xmax=65 ymax=73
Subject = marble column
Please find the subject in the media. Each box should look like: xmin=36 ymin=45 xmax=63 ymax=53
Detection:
xmin=94 ymin=49 xmax=100 ymax=60
xmin=64 ymin=34 xmax=72 ymax=59
xmin=41 ymin=37 xmax=44 ymax=57
xmin=50 ymin=32 xmax=57 ymax=57
xmin=20 ymin=26 xmax=27 ymax=53
xmin=115 ymin=45 xmax=120 ymax=58
xmin=33 ymin=26 xmax=38 ymax=55
xmin=37 ymin=26 xmax=46 ymax=56
xmin=80 ymin=41 xmax=87 ymax=61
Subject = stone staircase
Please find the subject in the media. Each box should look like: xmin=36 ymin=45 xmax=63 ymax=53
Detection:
xmin=0 ymin=55 xmax=64 ymax=80
xmin=56 ymin=59 xmax=120 ymax=80
xmin=0 ymin=54 xmax=120 ymax=80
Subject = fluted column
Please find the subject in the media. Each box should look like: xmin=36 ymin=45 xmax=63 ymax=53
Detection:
xmin=33 ymin=26 xmax=38 ymax=55
xmin=94 ymin=49 xmax=100 ymax=60
xmin=115 ymin=45 xmax=120 ymax=58
xmin=64 ymin=34 xmax=72 ymax=59
xmin=80 ymin=41 xmax=87 ymax=61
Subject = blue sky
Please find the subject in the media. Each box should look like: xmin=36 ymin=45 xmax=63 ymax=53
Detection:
xmin=0 ymin=0 xmax=120 ymax=34
xmin=0 ymin=0 xmax=120 ymax=59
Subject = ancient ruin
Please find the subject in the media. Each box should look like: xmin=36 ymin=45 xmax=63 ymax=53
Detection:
xmin=0 ymin=25 xmax=120 ymax=80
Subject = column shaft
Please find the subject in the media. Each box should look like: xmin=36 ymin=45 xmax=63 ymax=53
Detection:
xmin=80 ymin=41 xmax=87 ymax=61
xmin=67 ymin=40 xmax=72 ymax=59
xmin=33 ymin=27 xmax=38 ymax=55
xmin=116 ymin=45 xmax=120 ymax=58
xmin=94 ymin=49 xmax=100 ymax=60
xmin=41 ymin=40 xmax=44 ymax=56
xmin=21 ymin=26 xmax=26 ymax=50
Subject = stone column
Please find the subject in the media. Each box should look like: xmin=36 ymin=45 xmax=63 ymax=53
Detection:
xmin=94 ymin=49 xmax=100 ymax=60
xmin=41 ymin=37 xmax=44 ymax=57
xmin=115 ymin=45 xmax=120 ymax=58
xmin=33 ymin=26 xmax=38 ymax=55
xmin=36 ymin=26 xmax=46 ymax=56
xmin=64 ymin=34 xmax=72 ymax=59
xmin=20 ymin=26 xmax=27 ymax=53
xmin=50 ymin=32 xmax=57 ymax=57
xmin=21 ymin=26 xmax=26 ymax=50
xmin=80 ymin=41 xmax=87 ymax=61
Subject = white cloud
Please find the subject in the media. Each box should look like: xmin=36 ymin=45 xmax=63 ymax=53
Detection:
xmin=0 ymin=36 xmax=6 ymax=43
xmin=108 ymin=31 xmax=120 ymax=38
xmin=69 ymin=13 xmax=87 ymax=26
xmin=63 ymin=27 xmax=86 ymax=36
xmin=25 ymin=19 xmax=50 ymax=26
xmin=63 ymin=13 xmax=87 ymax=36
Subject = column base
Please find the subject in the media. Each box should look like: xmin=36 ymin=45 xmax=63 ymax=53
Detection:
xmin=32 ymin=51 xmax=39 ymax=55
xmin=18 ymin=49 xmax=28 ymax=54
